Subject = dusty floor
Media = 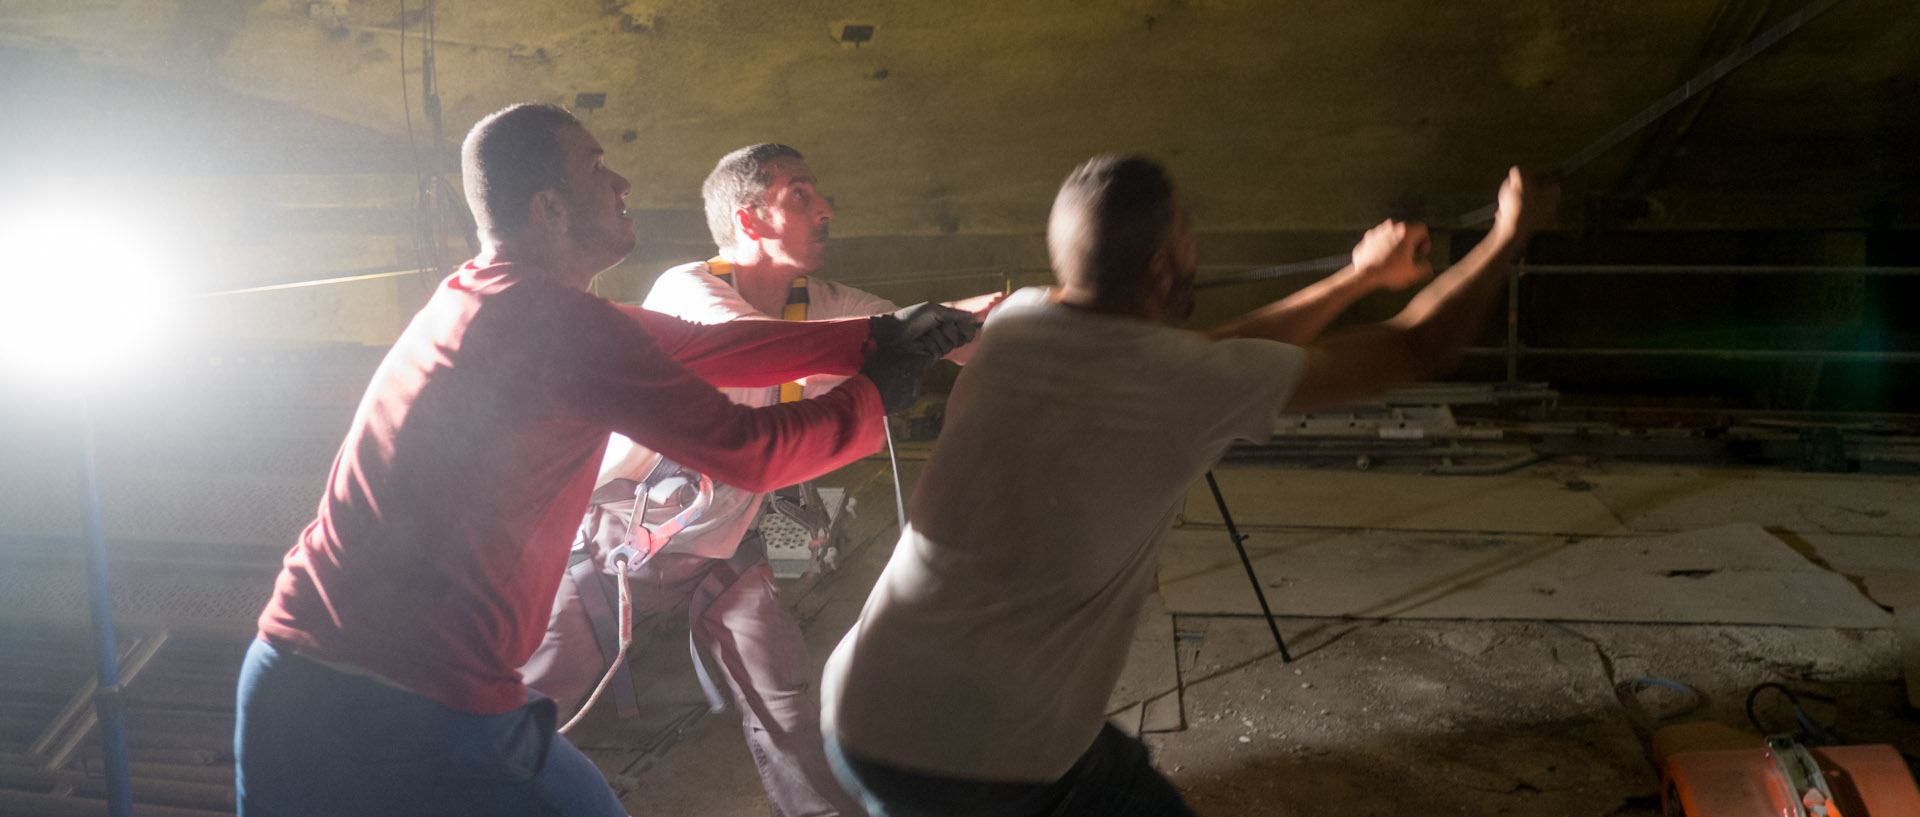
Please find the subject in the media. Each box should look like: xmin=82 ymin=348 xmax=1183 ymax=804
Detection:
xmin=568 ymin=455 xmax=1920 ymax=817
xmin=5 ymin=451 xmax=1914 ymax=815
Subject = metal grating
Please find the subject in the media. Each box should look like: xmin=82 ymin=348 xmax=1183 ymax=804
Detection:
xmin=0 ymin=564 xmax=271 ymax=627
xmin=0 ymin=624 xmax=246 ymax=815
xmin=0 ymin=467 xmax=320 ymax=549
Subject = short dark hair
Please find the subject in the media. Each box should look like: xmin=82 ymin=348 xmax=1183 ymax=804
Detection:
xmin=461 ymin=103 xmax=582 ymax=242
xmin=702 ymin=143 xmax=805 ymax=248
xmin=1046 ymin=154 xmax=1177 ymax=296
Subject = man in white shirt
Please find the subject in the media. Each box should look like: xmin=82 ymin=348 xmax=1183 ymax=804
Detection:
xmin=820 ymin=154 xmax=1556 ymax=816
xmin=521 ymin=144 xmax=993 ymax=817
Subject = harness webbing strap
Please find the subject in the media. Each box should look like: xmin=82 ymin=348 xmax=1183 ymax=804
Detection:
xmin=709 ymin=257 xmax=810 ymax=403
xmin=685 ymin=547 xmax=750 ymax=713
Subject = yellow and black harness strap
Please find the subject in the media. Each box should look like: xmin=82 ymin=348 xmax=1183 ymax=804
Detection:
xmin=708 ymin=257 xmax=810 ymax=403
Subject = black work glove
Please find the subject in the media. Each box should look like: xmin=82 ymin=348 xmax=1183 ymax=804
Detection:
xmin=868 ymin=302 xmax=979 ymax=360
xmin=859 ymin=346 xmax=938 ymax=414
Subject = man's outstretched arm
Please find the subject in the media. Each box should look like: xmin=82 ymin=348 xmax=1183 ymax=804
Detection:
xmin=613 ymin=377 xmax=886 ymax=493
xmin=1284 ymin=167 xmax=1558 ymax=412
xmin=935 ymin=291 xmax=1004 ymax=364
xmin=1205 ymin=221 xmax=1434 ymax=346
xmin=624 ymin=306 xmax=873 ymax=388
xmin=564 ymin=309 xmax=883 ymax=492
xmin=627 ymin=302 xmax=974 ymax=388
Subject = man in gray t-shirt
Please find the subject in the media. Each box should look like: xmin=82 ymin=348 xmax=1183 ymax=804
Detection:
xmin=822 ymin=154 xmax=1556 ymax=816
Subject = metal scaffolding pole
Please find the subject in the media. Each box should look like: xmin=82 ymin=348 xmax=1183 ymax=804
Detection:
xmin=76 ymin=397 xmax=133 ymax=817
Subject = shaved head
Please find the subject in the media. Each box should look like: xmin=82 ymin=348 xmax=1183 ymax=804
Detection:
xmin=461 ymin=103 xmax=582 ymax=243
xmin=1046 ymin=154 xmax=1179 ymax=302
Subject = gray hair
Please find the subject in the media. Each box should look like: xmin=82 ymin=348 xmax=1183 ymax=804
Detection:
xmin=702 ymin=143 xmax=805 ymax=249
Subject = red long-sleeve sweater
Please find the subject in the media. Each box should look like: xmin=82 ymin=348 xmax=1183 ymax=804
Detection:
xmin=257 ymin=259 xmax=884 ymax=713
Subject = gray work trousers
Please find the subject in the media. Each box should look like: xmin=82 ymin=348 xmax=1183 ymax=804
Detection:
xmin=520 ymin=543 xmax=867 ymax=817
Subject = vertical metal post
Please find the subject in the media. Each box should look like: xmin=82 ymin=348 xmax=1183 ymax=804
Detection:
xmin=1505 ymin=264 xmax=1522 ymax=384
xmin=882 ymin=416 xmax=907 ymax=531
xmin=76 ymin=397 xmax=134 ymax=817
xmin=1204 ymin=471 xmax=1291 ymax=662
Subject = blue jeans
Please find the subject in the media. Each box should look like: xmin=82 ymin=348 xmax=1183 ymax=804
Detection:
xmin=825 ymin=725 xmax=1196 ymax=817
xmin=235 ymin=638 xmax=626 ymax=817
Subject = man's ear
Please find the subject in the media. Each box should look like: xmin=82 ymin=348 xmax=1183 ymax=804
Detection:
xmin=1146 ymin=245 xmax=1175 ymax=299
xmin=732 ymin=206 xmax=763 ymax=243
xmin=528 ymin=189 xmax=569 ymax=234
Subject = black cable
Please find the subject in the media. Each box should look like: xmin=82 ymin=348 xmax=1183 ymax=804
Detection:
xmin=397 ymin=0 xmax=433 ymax=292
xmin=397 ymin=0 xmax=458 ymax=290
xmin=1199 ymin=0 xmax=1848 ymax=291
xmin=1745 ymin=682 xmax=1839 ymax=745
xmin=398 ymin=0 xmax=414 ymax=152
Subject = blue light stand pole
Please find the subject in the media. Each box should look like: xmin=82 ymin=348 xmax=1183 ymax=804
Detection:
xmin=77 ymin=395 xmax=134 ymax=817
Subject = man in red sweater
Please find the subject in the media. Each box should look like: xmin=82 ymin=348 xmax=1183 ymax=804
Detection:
xmin=235 ymin=103 xmax=971 ymax=817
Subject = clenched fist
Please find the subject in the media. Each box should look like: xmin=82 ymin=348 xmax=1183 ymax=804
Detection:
xmin=869 ymin=302 xmax=979 ymax=360
xmin=1494 ymin=167 xmax=1559 ymax=237
xmin=1351 ymin=220 xmax=1433 ymax=292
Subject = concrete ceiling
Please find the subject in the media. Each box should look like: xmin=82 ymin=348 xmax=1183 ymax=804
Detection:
xmin=1 ymin=0 xmax=1916 ymax=242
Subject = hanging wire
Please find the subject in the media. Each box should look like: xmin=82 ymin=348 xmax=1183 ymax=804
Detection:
xmin=399 ymin=0 xmax=459 ymax=293
xmin=1199 ymin=0 xmax=1847 ymax=291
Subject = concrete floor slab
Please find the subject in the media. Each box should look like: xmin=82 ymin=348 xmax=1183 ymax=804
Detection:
xmin=1107 ymin=591 xmax=1180 ymax=714
xmin=1152 ymin=619 xmax=1658 ymax=817
xmin=1110 ymin=702 xmax=1145 ymax=738
xmin=1898 ymin=609 xmax=1920 ymax=708
xmin=1142 ymin=690 xmax=1186 ymax=734
xmin=1582 ymin=467 xmax=1920 ymax=536
xmin=1184 ymin=465 xmax=1625 ymax=534
xmin=1789 ymin=533 xmax=1920 ymax=609
xmin=575 ymin=460 xmax=1920 ymax=817
xmin=1559 ymin=622 xmax=1915 ymax=756
xmin=1158 ymin=524 xmax=1892 ymax=628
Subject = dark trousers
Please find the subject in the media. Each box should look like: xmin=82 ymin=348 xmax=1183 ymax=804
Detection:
xmin=825 ymin=725 xmax=1196 ymax=817
xmin=235 ymin=638 xmax=627 ymax=817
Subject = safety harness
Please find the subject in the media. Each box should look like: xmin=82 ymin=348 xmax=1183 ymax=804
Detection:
xmin=558 ymin=458 xmax=715 ymax=731
xmin=710 ymin=257 xmax=811 ymax=404
xmin=559 ymin=260 xmax=836 ymax=729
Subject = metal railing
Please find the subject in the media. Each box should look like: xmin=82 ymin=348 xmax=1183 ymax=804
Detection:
xmin=1484 ymin=264 xmax=1920 ymax=382
xmin=834 ymin=261 xmax=1920 ymax=384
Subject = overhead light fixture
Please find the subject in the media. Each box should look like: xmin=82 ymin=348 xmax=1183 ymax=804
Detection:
xmin=830 ymin=21 xmax=876 ymax=48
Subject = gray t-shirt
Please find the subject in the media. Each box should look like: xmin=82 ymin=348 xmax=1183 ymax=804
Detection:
xmin=821 ymin=287 xmax=1305 ymax=781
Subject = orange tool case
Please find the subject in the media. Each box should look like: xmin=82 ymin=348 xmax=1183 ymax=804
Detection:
xmin=1657 ymin=724 xmax=1920 ymax=817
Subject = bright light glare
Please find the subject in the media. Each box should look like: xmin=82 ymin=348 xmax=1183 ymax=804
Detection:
xmin=0 ymin=209 xmax=173 ymax=381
